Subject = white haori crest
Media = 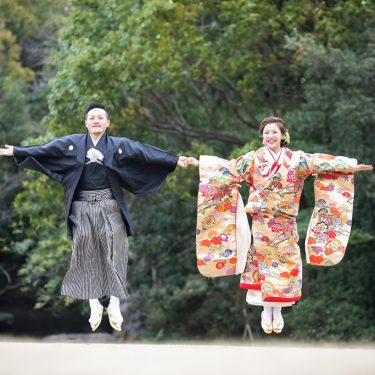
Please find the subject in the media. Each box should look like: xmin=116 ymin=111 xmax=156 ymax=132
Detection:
xmin=86 ymin=148 xmax=104 ymax=164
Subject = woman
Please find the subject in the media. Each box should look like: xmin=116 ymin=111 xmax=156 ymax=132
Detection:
xmin=189 ymin=117 xmax=372 ymax=334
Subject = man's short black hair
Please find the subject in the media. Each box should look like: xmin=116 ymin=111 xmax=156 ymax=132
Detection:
xmin=85 ymin=102 xmax=109 ymax=119
xmin=85 ymin=102 xmax=106 ymax=114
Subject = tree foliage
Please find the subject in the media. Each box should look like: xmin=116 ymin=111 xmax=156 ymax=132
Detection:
xmin=2 ymin=0 xmax=374 ymax=341
xmin=0 ymin=0 xmax=68 ymax=307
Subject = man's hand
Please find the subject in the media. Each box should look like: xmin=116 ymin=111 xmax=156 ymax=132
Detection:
xmin=356 ymin=164 xmax=373 ymax=172
xmin=178 ymin=156 xmax=189 ymax=168
xmin=0 ymin=145 xmax=14 ymax=157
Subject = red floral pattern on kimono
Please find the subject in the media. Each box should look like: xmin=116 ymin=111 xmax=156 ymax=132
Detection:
xmin=196 ymin=147 xmax=357 ymax=304
xmin=196 ymin=156 xmax=250 ymax=277
xmin=306 ymin=172 xmax=354 ymax=266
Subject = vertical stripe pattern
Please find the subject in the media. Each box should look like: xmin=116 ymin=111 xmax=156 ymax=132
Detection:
xmin=61 ymin=189 xmax=129 ymax=299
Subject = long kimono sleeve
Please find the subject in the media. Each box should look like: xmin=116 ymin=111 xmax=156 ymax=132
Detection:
xmin=228 ymin=151 xmax=256 ymax=183
xmin=110 ymin=138 xmax=179 ymax=195
xmin=121 ymin=140 xmax=179 ymax=168
xmin=13 ymin=137 xmax=76 ymax=183
xmin=298 ymin=151 xmax=357 ymax=267
xmin=297 ymin=152 xmax=357 ymax=178
xmin=196 ymin=154 xmax=253 ymax=278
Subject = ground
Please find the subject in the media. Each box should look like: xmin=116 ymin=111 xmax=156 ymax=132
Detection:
xmin=1 ymin=340 xmax=374 ymax=375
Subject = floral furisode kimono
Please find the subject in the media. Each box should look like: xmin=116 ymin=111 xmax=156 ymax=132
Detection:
xmin=196 ymin=147 xmax=357 ymax=307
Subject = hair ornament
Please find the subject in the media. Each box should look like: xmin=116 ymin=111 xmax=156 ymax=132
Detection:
xmin=283 ymin=131 xmax=291 ymax=144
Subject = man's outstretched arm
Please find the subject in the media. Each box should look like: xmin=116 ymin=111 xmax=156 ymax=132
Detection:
xmin=0 ymin=145 xmax=14 ymax=157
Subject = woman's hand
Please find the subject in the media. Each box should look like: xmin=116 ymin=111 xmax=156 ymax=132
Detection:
xmin=356 ymin=164 xmax=373 ymax=172
xmin=187 ymin=157 xmax=199 ymax=167
xmin=178 ymin=156 xmax=199 ymax=168
xmin=0 ymin=145 xmax=14 ymax=157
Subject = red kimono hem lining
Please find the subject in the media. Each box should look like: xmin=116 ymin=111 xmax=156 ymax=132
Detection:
xmin=240 ymin=283 xmax=261 ymax=290
xmin=239 ymin=283 xmax=301 ymax=302
xmin=264 ymin=296 xmax=301 ymax=302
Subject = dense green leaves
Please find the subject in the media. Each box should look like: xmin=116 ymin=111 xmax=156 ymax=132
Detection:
xmin=1 ymin=0 xmax=374 ymax=341
xmin=288 ymin=239 xmax=375 ymax=341
xmin=0 ymin=0 xmax=68 ymax=315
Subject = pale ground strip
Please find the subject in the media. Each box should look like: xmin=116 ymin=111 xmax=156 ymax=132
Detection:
xmin=1 ymin=341 xmax=375 ymax=375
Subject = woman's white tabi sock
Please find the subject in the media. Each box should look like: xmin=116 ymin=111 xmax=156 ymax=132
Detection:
xmin=261 ymin=306 xmax=273 ymax=334
xmin=272 ymin=306 xmax=284 ymax=333
xmin=263 ymin=306 xmax=273 ymax=323
xmin=272 ymin=307 xmax=283 ymax=321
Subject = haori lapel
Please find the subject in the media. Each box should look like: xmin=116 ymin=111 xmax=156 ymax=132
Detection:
xmin=104 ymin=134 xmax=114 ymax=166
xmin=76 ymin=134 xmax=87 ymax=165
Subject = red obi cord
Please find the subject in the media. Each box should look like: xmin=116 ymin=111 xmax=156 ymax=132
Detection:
xmin=264 ymin=296 xmax=301 ymax=303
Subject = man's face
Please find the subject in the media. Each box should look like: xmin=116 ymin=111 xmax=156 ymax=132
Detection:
xmin=85 ymin=108 xmax=110 ymax=136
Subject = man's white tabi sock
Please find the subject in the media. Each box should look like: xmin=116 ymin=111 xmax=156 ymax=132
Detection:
xmin=88 ymin=299 xmax=103 ymax=327
xmin=108 ymin=296 xmax=123 ymax=324
xmin=89 ymin=298 xmax=102 ymax=310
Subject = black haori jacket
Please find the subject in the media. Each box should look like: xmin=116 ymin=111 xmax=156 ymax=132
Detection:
xmin=13 ymin=133 xmax=179 ymax=237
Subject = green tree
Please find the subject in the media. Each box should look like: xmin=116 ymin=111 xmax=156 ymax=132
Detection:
xmin=0 ymin=0 xmax=68 ymax=305
xmin=8 ymin=0 xmax=375 ymax=340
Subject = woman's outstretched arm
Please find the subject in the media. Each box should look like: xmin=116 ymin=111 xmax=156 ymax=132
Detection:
xmin=356 ymin=164 xmax=373 ymax=172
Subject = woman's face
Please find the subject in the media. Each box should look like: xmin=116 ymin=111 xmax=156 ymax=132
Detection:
xmin=262 ymin=123 xmax=282 ymax=153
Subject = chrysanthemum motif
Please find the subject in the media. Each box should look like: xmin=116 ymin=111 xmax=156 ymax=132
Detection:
xmin=86 ymin=148 xmax=104 ymax=164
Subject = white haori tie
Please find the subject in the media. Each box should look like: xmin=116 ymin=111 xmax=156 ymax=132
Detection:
xmin=86 ymin=148 xmax=104 ymax=164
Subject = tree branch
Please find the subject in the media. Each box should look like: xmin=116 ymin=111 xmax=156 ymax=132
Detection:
xmin=141 ymin=117 xmax=246 ymax=144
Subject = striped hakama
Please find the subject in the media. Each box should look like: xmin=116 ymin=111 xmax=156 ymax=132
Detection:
xmin=61 ymin=188 xmax=129 ymax=299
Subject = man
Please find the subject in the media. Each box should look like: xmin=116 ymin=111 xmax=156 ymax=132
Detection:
xmin=0 ymin=102 xmax=190 ymax=331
